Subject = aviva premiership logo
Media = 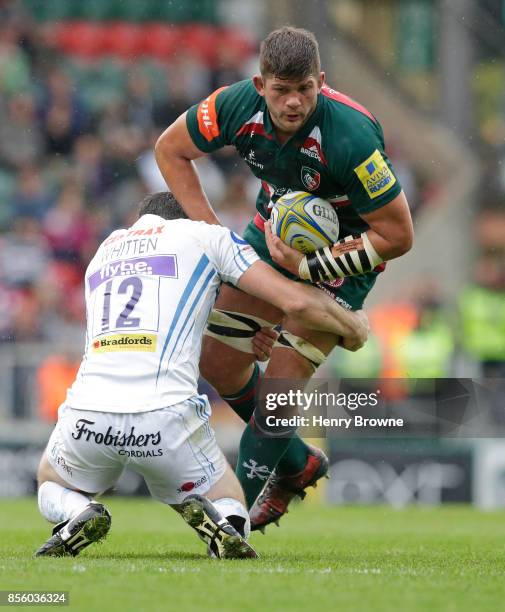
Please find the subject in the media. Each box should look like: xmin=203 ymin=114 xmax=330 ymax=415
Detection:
xmin=301 ymin=166 xmax=321 ymax=191
xmin=92 ymin=334 xmax=157 ymax=352
xmin=354 ymin=149 xmax=396 ymax=199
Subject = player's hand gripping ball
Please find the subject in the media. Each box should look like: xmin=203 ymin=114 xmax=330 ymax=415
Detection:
xmin=270 ymin=191 xmax=339 ymax=254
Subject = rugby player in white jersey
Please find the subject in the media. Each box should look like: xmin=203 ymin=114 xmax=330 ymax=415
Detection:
xmin=34 ymin=192 xmax=367 ymax=559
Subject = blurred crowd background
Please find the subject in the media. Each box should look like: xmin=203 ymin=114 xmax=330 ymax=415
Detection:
xmin=0 ymin=0 xmax=503 ymax=506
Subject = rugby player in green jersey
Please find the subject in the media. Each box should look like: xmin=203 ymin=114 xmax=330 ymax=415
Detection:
xmin=155 ymin=26 xmax=413 ymax=530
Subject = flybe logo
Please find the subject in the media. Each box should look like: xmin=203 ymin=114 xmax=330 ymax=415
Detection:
xmin=100 ymin=259 xmax=153 ymax=280
xmin=88 ymin=255 xmax=177 ymax=291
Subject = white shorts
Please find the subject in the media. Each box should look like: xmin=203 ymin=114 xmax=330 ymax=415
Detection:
xmin=46 ymin=397 xmax=226 ymax=505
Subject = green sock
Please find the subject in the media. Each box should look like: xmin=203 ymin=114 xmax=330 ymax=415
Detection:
xmin=223 ymin=364 xmax=311 ymax=496
xmin=222 ymin=363 xmax=260 ymax=423
xmin=277 ymin=436 xmax=311 ymax=476
xmin=235 ymin=422 xmax=293 ymax=508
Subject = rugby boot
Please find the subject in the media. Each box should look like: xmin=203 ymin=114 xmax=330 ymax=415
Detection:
xmin=180 ymin=494 xmax=258 ymax=559
xmin=250 ymin=444 xmax=329 ymax=531
xmin=35 ymin=501 xmax=111 ymax=557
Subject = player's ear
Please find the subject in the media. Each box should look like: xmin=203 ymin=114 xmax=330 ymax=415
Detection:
xmin=253 ymin=74 xmax=266 ymax=96
xmin=318 ymin=72 xmax=325 ymax=90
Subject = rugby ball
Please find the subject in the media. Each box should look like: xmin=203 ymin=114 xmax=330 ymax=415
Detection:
xmin=270 ymin=191 xmax=339 ymax=254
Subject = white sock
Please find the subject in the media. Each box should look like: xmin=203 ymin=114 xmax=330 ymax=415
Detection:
xmin=213 ymin=497 xmax=251 ymax=540
xmin=38 ymin=481 xmax=91 ymax=524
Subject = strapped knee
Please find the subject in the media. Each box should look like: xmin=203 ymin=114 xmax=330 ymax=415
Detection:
xmin=205 ymin=309 xmax=276 ymax=354
xmin=275 ymin=331 xmax=326 ymax=371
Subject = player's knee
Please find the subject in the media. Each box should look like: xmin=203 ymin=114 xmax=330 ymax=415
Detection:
xmin=200 ymin=349 xmax=254 ymax=396
xmin=199 ymin=347 xmax=219 ymax=385
xmin=199 ymin=358 xmax=235 ymax=393
xmin=36 ymin=452 xmax=74 ymax=489
xmin=36 ymin=454 xmax=53 ymax=487
xmin=273 ymin=330 xmax=327 ymax=374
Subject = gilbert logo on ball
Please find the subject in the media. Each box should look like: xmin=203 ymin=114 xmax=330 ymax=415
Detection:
xmin=270 ymin=191 xmax=339 ymax=254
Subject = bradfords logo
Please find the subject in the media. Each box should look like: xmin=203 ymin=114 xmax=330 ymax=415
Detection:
xmin=92 ymin=334 xmax=157 ymax=352
xmin=88 ymin=255 xmax=177 ymax=292
xmin=301 ymin=166 xmax=321 ymax=191
xmin=177 ymin=475 xmax=208 ymax=494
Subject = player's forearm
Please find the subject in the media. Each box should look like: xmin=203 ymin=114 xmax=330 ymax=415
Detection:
xmin=298 ymin=227 xmax=412 ymax=283
xmin=239 ymin=263 xmax=364 ymax=342
xmin=293 ymin=192 xmax=413 ymax=282
xmin=155 ymin=153 xmax=221 ymax=225
xmin=288 ymin=285 xmax=367 ymax=347
xmin=364 ymin=228 xmax=412 ymax=261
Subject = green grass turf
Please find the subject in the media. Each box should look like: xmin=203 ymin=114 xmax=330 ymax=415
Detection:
xmin=1 ymin=499 xmax=505 ymax=612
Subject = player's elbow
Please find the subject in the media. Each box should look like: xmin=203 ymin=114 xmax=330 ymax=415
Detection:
xmin=154 ymin=128 xmax=174 ymax=163
xmin=387 ymin=228 xmax=414 ymax=259
xmin=343 ymin=313 xmax=368 ymax=352
xmin=399 ymin=228 xmax=414 ymax=255
xmin=342 ymin=313 xmax=369 ymax=353
xmin=345 ymin=326 xmax=367 ymax=352
xmin=283 ymin=297 xmax=311 ymax=319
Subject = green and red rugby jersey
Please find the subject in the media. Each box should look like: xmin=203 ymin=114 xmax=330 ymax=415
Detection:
xmin=186 ymin=79 xmax=403 ymax=310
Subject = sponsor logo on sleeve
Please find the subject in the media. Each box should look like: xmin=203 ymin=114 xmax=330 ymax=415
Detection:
xmin=354 ymin=149 xmax=396 ymax=199
xmin=197 ymin=86 xmax=227 ymax=142
xmin=92 ymin=334 xmax=157 ymax=353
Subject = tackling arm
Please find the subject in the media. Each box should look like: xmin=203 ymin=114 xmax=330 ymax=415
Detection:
xmin=237 ymin=260 xmax=368 ymax=351
xmin=154 ymin=112 xmax=221 ymax=225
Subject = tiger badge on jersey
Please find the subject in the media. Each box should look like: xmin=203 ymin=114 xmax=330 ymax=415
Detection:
xmin=354 ymin=149 xmax=396 ymax=199
xmin=301 ymin=166 xmax=321 ymax=191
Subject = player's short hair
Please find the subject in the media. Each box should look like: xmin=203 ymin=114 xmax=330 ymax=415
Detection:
xmin=138 ymin=192 xmax=188 ymax=220
xmin=259 ymin=26 xmax=321 ymax=80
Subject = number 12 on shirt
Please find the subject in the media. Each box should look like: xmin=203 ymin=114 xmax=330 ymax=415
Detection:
xmin=91 ymin=275 xmax=161 ymax=337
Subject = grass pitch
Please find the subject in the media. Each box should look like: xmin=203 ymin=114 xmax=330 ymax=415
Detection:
xmin=1 ymin=498 xmax=505 ymax=611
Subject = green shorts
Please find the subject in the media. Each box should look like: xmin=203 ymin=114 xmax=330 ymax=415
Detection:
xmin=243 ymin=220 xmax=382 ymax=311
